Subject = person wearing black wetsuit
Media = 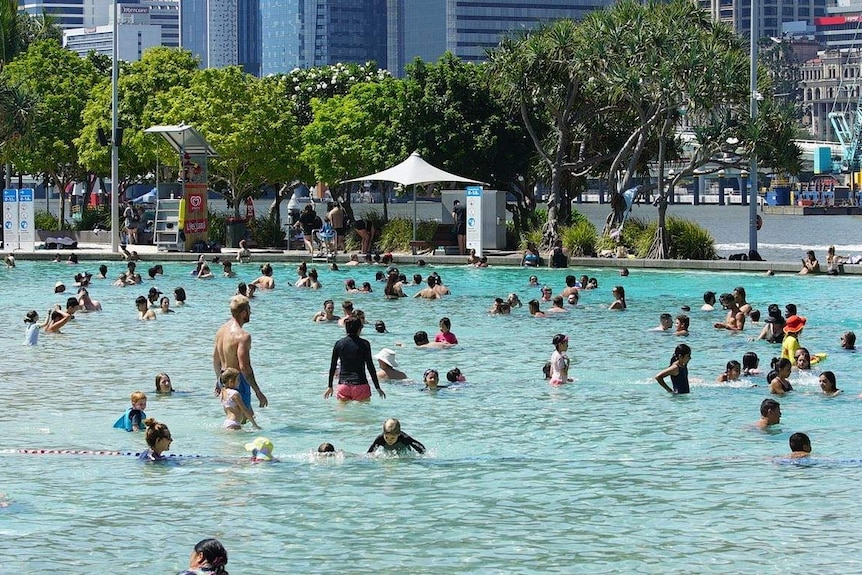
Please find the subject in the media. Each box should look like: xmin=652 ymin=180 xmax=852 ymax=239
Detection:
xmin=367 ymin=418 xmax=425 ymax=454
xmin=325 ymin=316 xmax=385 ymax=402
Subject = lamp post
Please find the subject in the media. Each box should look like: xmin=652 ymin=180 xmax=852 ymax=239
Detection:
xmin=748 ymin=0 xmax=759 ymax=254
xmin=110 ymin=1 xmax=120 ymax=253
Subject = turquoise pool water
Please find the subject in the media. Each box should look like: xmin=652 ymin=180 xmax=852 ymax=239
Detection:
xmin=2 ymin=261 xmax=862 ymax=573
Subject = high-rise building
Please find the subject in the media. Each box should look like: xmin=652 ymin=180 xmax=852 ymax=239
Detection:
xmin=386 ymin=0 xmax=615 ymax=76
xmin=699 ymin=0 xmax=828 ymax=38
xmin=180 ymin=0 xmax=237 ymax=68
xmin=62 ymin=1 xmax=179 ymax=59
xmin=259 ymin=0 xmax=386 ymax=76
xmin=237 ymin=0 xmax=261 ymax=76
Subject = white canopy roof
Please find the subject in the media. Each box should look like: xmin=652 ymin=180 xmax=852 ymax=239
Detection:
xmin=144 ymin=124 xmax=218 ymax=157
xmin=343 ymin=151 xmax=484 ymax=186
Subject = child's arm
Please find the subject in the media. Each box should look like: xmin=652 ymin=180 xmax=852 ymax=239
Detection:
xmin=234 ymin=393 xmax=260 ymax=429
xmin=403 ymin=433 xmax=426 ymax=454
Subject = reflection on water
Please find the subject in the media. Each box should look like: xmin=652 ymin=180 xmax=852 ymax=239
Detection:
xmin=2 ymin=261 xmax=862 ymax=573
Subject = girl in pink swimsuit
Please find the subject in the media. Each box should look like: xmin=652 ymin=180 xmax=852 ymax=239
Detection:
xmin=219 ymin=368 xmax=261 ymax=430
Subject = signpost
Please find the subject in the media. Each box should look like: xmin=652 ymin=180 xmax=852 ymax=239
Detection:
xmin=2 ymin=188 xmax=34 ymax=252
xmin=3 ymin=189 xmax=19 ymax=249
xmin=466 ymin=186 xmax=483 ymax=256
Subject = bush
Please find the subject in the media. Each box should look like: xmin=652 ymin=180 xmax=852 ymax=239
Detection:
xmin=207 ymin=211 xmax=226 ymax=245
xmin=519 ymin=228 xmax=543 ymax=251
xmin=634 ymin=217 xmax=717 ymax=260
xmin=666 ymin=216 xmax=717 ymax=260
xmin=561 ymin=220 xmax=598 ymax=257
xmin=70 ymin=206 xmax=111 ymax=231
xmin=376 ymin=217 xmax=438 ymax=252
xmin=247 ymin=215 xmax=285 ymax=248
xmin=35 ymin=210 xmax=59 ymax=231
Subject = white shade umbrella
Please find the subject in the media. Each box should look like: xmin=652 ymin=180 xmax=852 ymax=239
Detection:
xmin=343 ymin=151 xmax=485 ymax=240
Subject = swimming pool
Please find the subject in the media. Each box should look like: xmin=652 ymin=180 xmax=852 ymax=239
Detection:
xmin=2 ymin=261 xmax=862 ymax=573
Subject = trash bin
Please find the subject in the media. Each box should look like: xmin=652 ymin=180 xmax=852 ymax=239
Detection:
xmin=766 ymin=186 xmax=790 ymax=206
xmin=225 ymin=219 xmax=247 ymax=248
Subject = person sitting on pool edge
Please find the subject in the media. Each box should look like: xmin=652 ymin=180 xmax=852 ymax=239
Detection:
xmin=756 ymin=398 xmax=781 ymax=429
xmin=367 ymin=418 xmax=426 ymax=455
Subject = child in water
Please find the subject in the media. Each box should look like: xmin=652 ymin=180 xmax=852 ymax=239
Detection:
xmin=219 ymin=368 xmax=260 ymax=430
xmin=435 ymin=317 xmax=459 ymax=344
xmin=23 ymin=310 xmax=40 ymax=346
xmin=549 ymin=333 xmax=572 ymax=385
xmin=114 ymin=391 xmax=147 ymax=431
xmin=367 ymin=418 xmax=426 ymax=454
xmin=139 ymin=418 xmax=172 ymax=462
xmin=654 ymin=344 xmax=691 ymax=394
xmin=422 ymin=368 xmax=447 ymax=391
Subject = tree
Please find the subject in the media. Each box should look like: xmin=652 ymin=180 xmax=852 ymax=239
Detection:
xmin=403 ymin=54 xmax=533 ymax=228
xmin=301 ymin=77 xmax=407 ymax=223
xmin=154 ymin=66 xmax=301 ymax=215
xmin=2 ymin=39 xmax=100 ymax=228
xmin=486 ymin=20 xmax=613 ymax=249
xmin=76 ymin=47 xmax=200 ymax=198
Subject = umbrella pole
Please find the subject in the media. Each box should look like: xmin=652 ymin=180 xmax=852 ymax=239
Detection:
xmin=412 ymin=184 xmax=417 ymax=241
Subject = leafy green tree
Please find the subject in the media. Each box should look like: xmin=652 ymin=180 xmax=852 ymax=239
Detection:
xmin=486 ymin=20 xmax=612 ymax=248
xmin=403 ymin=54 xmax=533 ymax=228
xmin=301 ymin=77 xmax=407 ymax=222
xmin=76 ymin=47 xmax=199 ymax=198
xmin=154 ymin=66 xmax=301 ymax=215
xmin=1 ymin=39 xmax=100 ymax=228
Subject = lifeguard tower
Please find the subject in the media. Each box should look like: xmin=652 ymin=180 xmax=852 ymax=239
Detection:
xmin=144 ymin=124 xmax=218 ymax=251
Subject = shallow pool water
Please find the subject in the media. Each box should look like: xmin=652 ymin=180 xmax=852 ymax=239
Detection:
xmin=2 ymin=260 xmax=862 ymax=573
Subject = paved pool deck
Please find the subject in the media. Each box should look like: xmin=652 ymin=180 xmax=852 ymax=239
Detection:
xmin=6 ymin=241 xmax=859 ymax=275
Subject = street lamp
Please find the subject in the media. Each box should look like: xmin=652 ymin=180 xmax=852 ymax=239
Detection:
xmin=748 ymin=0 xmax=759 ymax=254
xmin=110 ymin=1 xmax=120 ymax=253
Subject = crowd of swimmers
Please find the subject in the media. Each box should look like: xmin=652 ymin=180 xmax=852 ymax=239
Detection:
xmin=12 ymin=245 xmax=860 ymax=570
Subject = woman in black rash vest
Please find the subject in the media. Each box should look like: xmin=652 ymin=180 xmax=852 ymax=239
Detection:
xmin=324 ymin=316 xmax=386 ymax=402
xmin=654 ymin=343 xmax=692 ymax=394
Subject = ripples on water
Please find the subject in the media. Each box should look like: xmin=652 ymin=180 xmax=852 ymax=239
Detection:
xmin=2 ymin=261 xmax=862 ymax=573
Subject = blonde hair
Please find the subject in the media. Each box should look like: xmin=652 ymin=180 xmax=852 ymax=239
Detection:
xmin=220 ymin=367 xmax=240 ymax=387
xmin=130 ymin=391 xmax=147 ymax=404
xmin=383 ymin=418 xmax=401 ymax=434
xmin=229 ymin=295 xmax=250 ymax=317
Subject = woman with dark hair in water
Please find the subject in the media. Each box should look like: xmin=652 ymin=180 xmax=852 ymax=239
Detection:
xmin=178 ymin=538 xmax=229 ymax=575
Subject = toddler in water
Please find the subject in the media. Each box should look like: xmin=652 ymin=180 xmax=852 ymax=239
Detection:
xmin=434 ymin=317 xmax=459 ymax=344
xmin=114 ymin=391 xmax=147 ymax=432
xmin=23 ymin=310 xmax=40 ymax=346
xmin=549 ymin=333 xmax=572 ymax=385
xmin=220 ymin=368 xmax=260 ymax=430
xmin=367 ymin=418 xmax=426 ymax=454
xmin=422 ymin=368 xmax=447 ymax=391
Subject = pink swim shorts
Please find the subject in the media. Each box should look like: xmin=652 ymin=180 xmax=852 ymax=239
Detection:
xmin=336 ymin=383 xmax=371 ymax=401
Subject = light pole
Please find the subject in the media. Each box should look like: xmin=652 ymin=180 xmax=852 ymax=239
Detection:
xmin=110 ymin=1 xmax=120 ymax=253
xmin=748 ymin=0 xmax=759 ymax=254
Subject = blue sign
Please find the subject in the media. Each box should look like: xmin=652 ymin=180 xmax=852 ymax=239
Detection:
xmin=19 ymin=189 xmax=33 ymax=202
xmin=466 ymin=186 xmax=482 ymax=197
xmin=19 ymin=221 xmax=28 ymax=229
xmin=4 ymin=221 xmax=11 ymax=230
xmin=467 ymin=217 xmax=475 ymax=227
xmin=3 ymin=189 xmax=17 ymax=203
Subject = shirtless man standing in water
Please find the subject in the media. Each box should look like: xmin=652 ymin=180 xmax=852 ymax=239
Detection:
xmin=213 ymin=295 xmax=268 ymax=411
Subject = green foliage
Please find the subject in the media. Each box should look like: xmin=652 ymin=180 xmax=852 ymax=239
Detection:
xmin=376 ymin=217 xmax=438 ymax=253
xmin=666 ymin=216 xmax=717 ymax=260
xmin=247 ymin=215 xmax=285 ymax=248
xmin=560 ymin=220 xmax=598 ymax=257
xmin=635 ymin=217 xmax=716 ymax=259
xmin=519 ymin=228 xmax=543 ymax=251
xmin=207 ymin=210 xmax=226 ymax=245
xmin=34 ymin=209 xmax=58 ymax=230
xmin=154 ymin=67 xmax=301 ymax=214
xmin=70 ymin=205 xmax=110 ymax=231
xmin=301 ymin=78 xmax=406 ymax=185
